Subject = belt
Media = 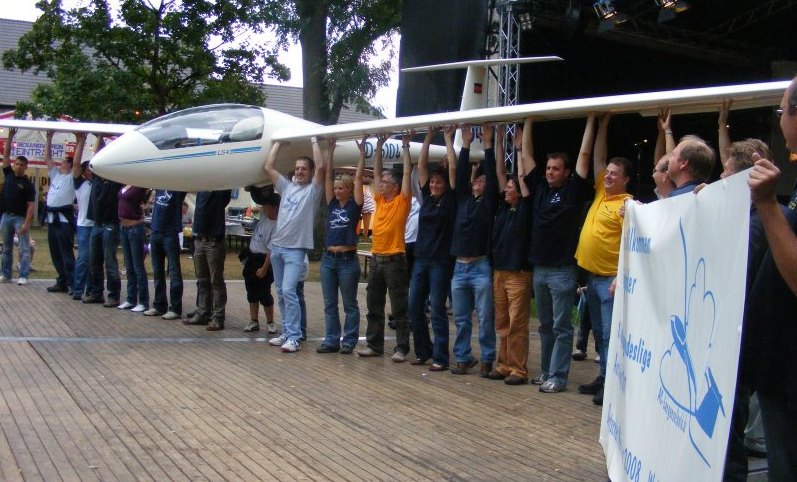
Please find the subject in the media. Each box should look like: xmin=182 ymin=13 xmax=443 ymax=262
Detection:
xmin=325 ymin=250 xmax=358 ymax=259
xmin=194 ymin=235 xmax=224 ymax=242
xmin=372 ymin=253 xmax=405 ymax=263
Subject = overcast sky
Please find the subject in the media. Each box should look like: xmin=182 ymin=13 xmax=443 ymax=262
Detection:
xmin=6 ymin=0 xmax=399 ymax=118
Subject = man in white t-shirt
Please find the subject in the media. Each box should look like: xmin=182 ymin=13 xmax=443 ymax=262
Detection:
xmin=44 ymin=131 xmax=77 ymax=294
xmin=262 ymin=138 xmax=325 ymax=353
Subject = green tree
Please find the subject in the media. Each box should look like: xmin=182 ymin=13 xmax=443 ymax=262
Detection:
xmin=3 ymin=0 xmax=289 ymax=122
xmin=271 ymin=0 xmax=401 ymax=125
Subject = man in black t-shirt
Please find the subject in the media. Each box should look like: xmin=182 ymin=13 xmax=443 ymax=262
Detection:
xmin=523 ymin=116 xmax=595 ymax=394
xmin=1 ymin=128 xmax=35 ymax=285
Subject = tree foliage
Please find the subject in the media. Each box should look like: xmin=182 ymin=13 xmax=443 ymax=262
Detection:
xmin=269 ymin=0 xmax=401 ymax=125
xmin=4 ymin=0 xmax=290 ymax=122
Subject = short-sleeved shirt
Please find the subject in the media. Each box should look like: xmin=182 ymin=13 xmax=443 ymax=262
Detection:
xmin=491 ymin=195 xmax=534 ymax=271
xmin=526 ymin=167 xmax=590 ymax=267
xmin=250 ymin=216 xmax=277 ymax=255
xmin=151 ymin=190 xmax=186 ymax=233
xmin=450 ymin=147 xmax=499 ymax=257
xmin=371 ymin=192 xmax=411 ymax=255
xmin=325 ymin=197 xmax=362 ymax=247
xmin=415 ymin=181 xmax=457 ymax=259
xmin=74 ymin=177 xmax=94 ymax=227
xmin=271 ymin=175 xmax=323 ymax=250
xmin=46 ymin=167 xmax=76 ymax=223
xmin=575 ymin=171 xmax=633 ymax=276
xmin=2 ymin=166 xmax=35 ymax=217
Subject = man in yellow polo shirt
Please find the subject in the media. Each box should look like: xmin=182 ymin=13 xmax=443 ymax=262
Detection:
xmin=357 ymin=132 xmax=413 ymax=362
xmin=574 ymin=114 xmax=633 ymax=406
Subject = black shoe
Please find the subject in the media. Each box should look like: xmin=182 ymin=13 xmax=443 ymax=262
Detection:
xmin=572 ymin=349 xmax=587 ymax=361
xmin=578 ymin=376 xmax=605 ymax=395
xmin=47 ymin=284 xmax=68 ymax=293
xmin=592 ymin=387 xmax=604 ymax=406
xmin=504 ymin=375 xmax=528 ymax=385
xmin=316 ymin=344 xmax=340 ymax=354
xmin=480 ymin=362 xmax=493 ymax=378
xmin=340 ymin=345 xmax=354 ymax=355
xmin=486 ymin=370 xmax=506 ymax=381
xmin=82 ymin=295 xmax=104 ymax=304
xmin=72 ymin=294 xmax=83 ymax=301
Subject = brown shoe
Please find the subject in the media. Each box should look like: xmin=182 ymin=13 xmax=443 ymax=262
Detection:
xmin=486 ymin=369 xmax=506 ymax=381
xmin=480 ymin=362 xmax=493 ymax=378
xmin=450 ymin=358 xmax=478 ymax=375
xmin=504 ymin=374 xmax=528 ymax=385
xmin=183 ymin=314 xmax=210 ymax=326
xmin=206 ymin=320 xmax=225 ymax=331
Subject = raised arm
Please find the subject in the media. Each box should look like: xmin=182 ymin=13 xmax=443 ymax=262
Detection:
xmin=521 ymin=117 xmax=536 ymax=174
xmin=400 ymin=131 xmax=414 ymax=198
xmin=324 ymin=137 xmax=337 ymax=203
xmin=418 ymin=127 xmax=438 ymax=187
xmin=495 ymin=125 xmax=506 ymax=172
xmin=593 ymin=113 xmax=612 ymax=177
xmin=484 ymin=124 xmax=505 ymax=192
xmin=517 ymin=137 xmax=531 ymax=198
xmin=373 ymin=133 xmax=388 ymax=182
xmin=576 ymin=115 xmax=596 ymax=179
xmin=72 ymin=133 xmax=87 ymax=178
xmin=443 ymin=126 xmax=457 ymax=190
xmin=749 ymin=156 xmax=797 ymax=295
xmin=3 ymin=128 xmax=16 ymax=168
xmin=718 ymin=100 xmax=732 ymax=164
xmin=312 ymin=136 xmax=325 ymax=186
xmin=45 ymin=131 xmax=55 ymax=170
xmin=263 ymin=141 xmax=283 ymax=184
xmin=354 ymin=136 xmax=365 ymax=205
xmin=456 ymin=126 xmax=473 ymax=195
xmin=659 ymin=108 xmax=675 ymax=154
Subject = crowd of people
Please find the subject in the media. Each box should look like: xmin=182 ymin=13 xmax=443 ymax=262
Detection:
xmin=2 ymin=77 xmax=797 ymax=480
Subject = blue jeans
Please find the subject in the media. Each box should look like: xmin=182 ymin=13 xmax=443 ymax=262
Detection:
xmin=150 ymin=231 xmax=183 ymax=314
xmin=451 ymin=257 xmax=496 ymax=363
xmin=759 ymin=394 xmax=797 ymax=481
xmin=73 ymin=225 xmax=92 ymax=296
xmin=586 ymin=273 xmax=615 ymax=378
xmin=1 ymin=214 xmax=30 ymax=279
xmin=320 ymin=253 xmax=360 ymax=348
xmin=409 ymin=257 xmax=451 ymax=365
xmin=298 ymin=281 xmax=307 ymax=338
xmin=120 ymin=223 xmax=149 ymax=307
xmin=89 ymin=224 xmax=121 ymax=301
xmin=271 ymin=245 xmax=308 ymax=343
xmin=47 ymin=218 xmax=75 ymax=288
xmin=535 ymin=264 xmax=578 ymax=384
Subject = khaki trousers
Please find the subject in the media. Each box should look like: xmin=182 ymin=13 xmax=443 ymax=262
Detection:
xmin=493 ymin=270 xmax=532 ymax=379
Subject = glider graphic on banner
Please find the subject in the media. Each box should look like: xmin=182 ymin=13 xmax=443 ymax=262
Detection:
xmin=600 ymin=171 xmax=751 ymax=482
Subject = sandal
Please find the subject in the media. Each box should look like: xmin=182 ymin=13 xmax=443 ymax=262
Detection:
xmin=429 ymin=363 xmax=449 ymax=372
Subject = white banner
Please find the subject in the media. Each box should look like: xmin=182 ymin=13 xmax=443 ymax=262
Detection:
xmin=601 ymin=171 xmax=750 ymax=482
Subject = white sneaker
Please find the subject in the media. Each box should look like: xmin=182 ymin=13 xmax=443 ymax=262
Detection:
xmin=17 ymin=277 xmax=28 ymax=286
xmin=142 ymin=308 xmax=162 ymax=316
xmin=161 ymin=311 xmax=180 ymax=320
xmin=131 ymin=304 xmax=146 ymax=313
xmin=281 ymin=339 xmax=300 ymax=353
xmin=118 ymin=301 xmax=134 ymax=310
xmin=268 ymin=335 xmax=287 ymax=346
xmin=266 ymin=322 xmax=277 ymax=334
xmin=0 ymin=275 xmax=10 ymax=283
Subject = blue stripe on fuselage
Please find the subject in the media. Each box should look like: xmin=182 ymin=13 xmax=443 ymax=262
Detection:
xmin=115 ymin=146 xmax=263 ymax=166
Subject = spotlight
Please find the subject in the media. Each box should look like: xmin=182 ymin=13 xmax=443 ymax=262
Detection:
xmin=518 ymin=11 xmax=535 ymax=32
xmin=654 ymin=0 xmax=689 ymax=22
xmin=593 ymin=0 xmax=627 ymax=32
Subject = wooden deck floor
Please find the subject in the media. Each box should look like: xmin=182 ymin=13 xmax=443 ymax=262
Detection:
xmin=0 ymin=279 xmax=609 ymax=481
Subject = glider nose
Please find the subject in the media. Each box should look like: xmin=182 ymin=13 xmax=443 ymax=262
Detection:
xmin=89 ymin=131 xmax=156 ymax=182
